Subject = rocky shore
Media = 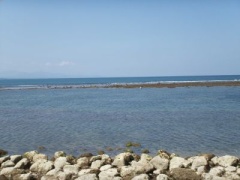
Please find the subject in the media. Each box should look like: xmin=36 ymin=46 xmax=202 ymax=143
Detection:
xmin=0 ymin=150 xmax=240 ymax=180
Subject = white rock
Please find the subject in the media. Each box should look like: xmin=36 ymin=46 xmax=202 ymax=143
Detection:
xmin=76 ymin=174 xmax=98 ymax=180
xmin=77 ymin=157 xmax=89 ymax=168
xmin=63 ymin=164 xmax=79 ymax=175
xmin=0 ymin=167 xmax=24 ymax=175
xmin=209 ymin=166 xmax=225 ymax=176
xmin=131 ymin=160 xmax=154 ymax=174
xmin=54 ymin=151 xmax=66 ymax=159
xmin=225 ymin=166 xmax=237 ymax=172
xmin=0 ymin=156 xmax=10 ymax=164
xmin=112 ymin=153 xmax=133 ymax=168
xmin=156 ymin=174 xmax=169 ymax=180
xmin=33 ymin=153 xmax=48 ymax=162
xmin=14 ymin=158 xmax=29 ymax=169
xmin=237 ymin=168 xmax=240 ymax=175
xmin=99 ymin=168 xmax=118 ymax=180
xmin=197 ymin=166 xmax=207 ymax=175
xmin=100 ymin=164 xmax=112 ymax=171
xmin=1 ymin=160 xmax=15 ymax=168
xmin=150 ymin=156 xmax=169 ymax=171
xmin=23 ymin=151 xmax=38 ymax=161
xmin=91 ymin=160 xmax=104 ymax=169
xmin=41 ymin=175 xmax=58 ymax=180
xmin=30 ymin=159 xmax=53 ymax=174
xmin=218 ymin=155 xmax=239 ymax=167
xmin=15 ymin=173 xmax=36 ymax=180
xmin=169 ymin=157 xmax=186 ymax=170
xmin=140 ymin=154 xmax=152 ymax=162
xmin=182 ymin=159 xmax=192 ymax=168
xmin=153 ymin=169 xmax=162 ymax=175
xmin=10 ymin=155 xmax=22 ymax=164
xmin=211 ymin=157 xmax=218 ymax=165
xmin=120 ymin=166 xmax=135 ymax=178
xmin=54 ymin=157 xmax=69 ymax=170
xmin=191 ymin=156 xmax=208 ymax=170
xmin=132 ymin=174 xmax=149 ymax=180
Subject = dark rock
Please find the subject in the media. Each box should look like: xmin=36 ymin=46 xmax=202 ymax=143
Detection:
xmin=79 ymin=153 xmax=93 ymax=158
xmin=170 ymin=168 xmax=201 ymax=180
xmin=0 ymin=175 xmax=8 ymax=180
xmin=97 ymin=150 xmax=105 ymax=155
xmin=0 ymin=149 xmax=8 ymax=157
xmin=141 ymin=149 xmax=150 ymax=154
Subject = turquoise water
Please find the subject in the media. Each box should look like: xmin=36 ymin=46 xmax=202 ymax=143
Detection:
xmin=0 ymin=76 xmax=240 ymax=157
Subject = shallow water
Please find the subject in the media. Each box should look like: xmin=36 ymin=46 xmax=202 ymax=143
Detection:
xmin=0 ymin=86 xmax=240 ymax=157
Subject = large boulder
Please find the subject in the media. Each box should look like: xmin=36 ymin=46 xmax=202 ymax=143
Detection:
xmin=156 ymin=174 xmax=169 ymax=180
xmin=54 ymin=157 xmax=69 ymax=170
xmin=150 ymin=156 xmax=169 ymax=171
xmin=218 ymin=155 xmax=239 ymax=167
xmin=0 ymin=167 xmax=24 ymax=176
xmin=76 ymin=174 xmax=98 ymax=180
xmin=120 ymin=166 xmax=135 ymax=179
xmin=191 ymin=156 xmax=208 ymax=170
xmin=170 ymin=168 xmax=201 ymax=180
xmin=0 ymin=149 xmax=8 ymax=157
xmin=0 ymin=156 xmax=10 ymax=164
xmin=54 ymin=151 xmax=66 ymax=159
xmin=169 ymin=157 xmax=186 ymax=170
xmin=32 ymin=153 xmax=48 ymax=163
xmin=30 ymin=159 xmax=53 ymax=174
xmin=91 ymin=160 xmax=104 ymax=169
xmin=63 ymin=164 xmax=79 ymax=176
xmin=209 ymin=166 xmax=225 ymax=176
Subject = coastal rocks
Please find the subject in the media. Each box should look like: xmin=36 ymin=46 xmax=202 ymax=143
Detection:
xmin=170 ymin=168 xmax=201 ymax=180
xmin=1 ymin=150 xmax=240 ymax=180
xmin=150 ymin=156 xmax=169 ymax=172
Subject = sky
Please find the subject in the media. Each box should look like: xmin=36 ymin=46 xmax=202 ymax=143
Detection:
xmin=0 ymin=0 xmax=240 ymax=78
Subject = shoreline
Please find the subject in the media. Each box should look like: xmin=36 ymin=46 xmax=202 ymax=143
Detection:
xmin=1 ymin=81 xmax=240 ymax=91
xmin=1 ymin=149 xmax=240 ymax=179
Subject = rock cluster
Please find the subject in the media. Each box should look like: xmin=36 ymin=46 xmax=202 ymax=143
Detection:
xmin=0 ymin=150 xmax=240 ymax=180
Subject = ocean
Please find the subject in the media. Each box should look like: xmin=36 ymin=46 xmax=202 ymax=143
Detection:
xmin=0 ymin=75 xmax=240 ymax=157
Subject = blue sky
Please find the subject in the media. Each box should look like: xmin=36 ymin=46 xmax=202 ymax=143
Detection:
xmin=0 ymin=0 xmax=240 ymax=78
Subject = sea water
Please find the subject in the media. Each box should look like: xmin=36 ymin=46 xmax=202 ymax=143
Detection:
xmin=0 ymin=75 xmax=240 ymax=157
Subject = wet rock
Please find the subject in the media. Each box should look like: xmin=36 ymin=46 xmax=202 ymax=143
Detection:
xmin=170 ymin=168 xmax=201 ymax=180
xmin=10 ymin=155 xmax=22 ymax=164
xmin=150 ymin=156 xmax=169 ymax=171
xmin=156 ymin=174 xmax=169 ymax=180
xmin=169 ymin=157 xmax=186 ymax=170
xmin=99 ymin=168 xmax=119 ymax=180
xmin=66 ymin=155 xmax=76 ymax=164
xmin=0 ymin=149 xmax=8 ymax=157
xmin=1 ymin=160 xmax=15 ymax=168
xmin=14 ymin=158 xmax=30 ymax=169
xmin=191 ymin=156 xmax=208 ymax=170
xmin=132 ymin=173 xmax=149 ymax=180
xmin=79 ymin=153 xmax=93 ymax=158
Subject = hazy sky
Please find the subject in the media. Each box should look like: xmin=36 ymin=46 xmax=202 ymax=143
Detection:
xmin=0 ymin=0 xmax=240 ymax=78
